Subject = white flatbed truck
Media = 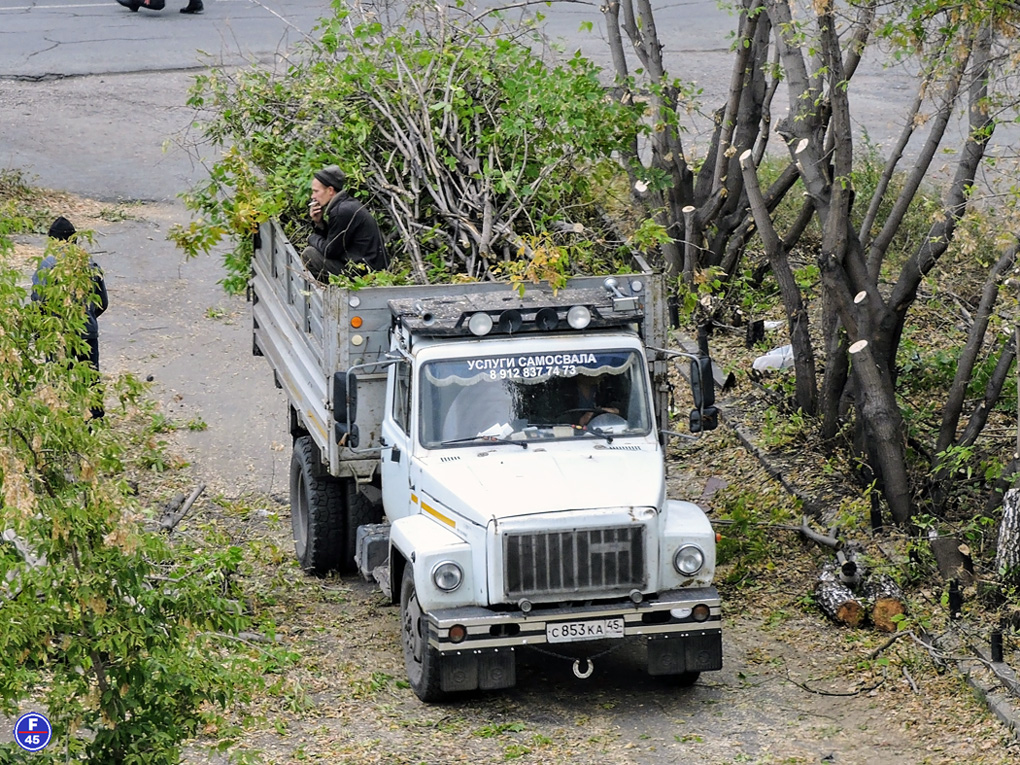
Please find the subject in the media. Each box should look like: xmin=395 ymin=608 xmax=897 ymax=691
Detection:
xmin=251 ymin=220 xmax=723 ymax=700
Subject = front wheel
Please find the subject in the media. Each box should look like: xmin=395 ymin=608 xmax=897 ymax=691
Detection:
xmin=401 ymin=565 xmax=445 ymax=702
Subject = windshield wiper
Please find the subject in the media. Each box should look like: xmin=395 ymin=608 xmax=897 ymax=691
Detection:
xmin=439 ymin=436 xmax=528 ymax=449
xmin=523 ymin=423 xmax=613 ymax=443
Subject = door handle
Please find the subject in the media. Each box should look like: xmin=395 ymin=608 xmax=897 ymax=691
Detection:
xmin=390 ymin=446 xmax=401 ymax=463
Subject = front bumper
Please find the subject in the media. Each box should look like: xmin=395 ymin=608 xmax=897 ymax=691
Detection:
xmin=426 ymin=586 xmax=721 ymax=652
xmin=426 ymin=587 xmax=722 ymax=692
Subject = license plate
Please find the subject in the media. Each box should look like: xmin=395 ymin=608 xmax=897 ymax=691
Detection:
xmin=546 ymin=618 xmax=625 ymax=644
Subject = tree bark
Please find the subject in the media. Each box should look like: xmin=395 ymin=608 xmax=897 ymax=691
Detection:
xmin=935 ymin=244 xmax=1018 ymax=455
xmin=887 ymin=25 xmax=994 ymax=359
xmin=929 ymin=536 xmax=975 ymax=586
xmin=997 ymin=488 xmax=1020 ymax=587
xmin=864 ymin=40 xmax=970 ymax=277
xmin=739 ymin=149 xmax=818 ymax=414
xmin=848 ymin=341 xmax=913 ymax=524
xmin=817 ymin=566 xmax=865 ymax=627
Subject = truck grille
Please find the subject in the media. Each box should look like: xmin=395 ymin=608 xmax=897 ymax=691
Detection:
xmin=503 ymin=526 xmax=646 ymax=599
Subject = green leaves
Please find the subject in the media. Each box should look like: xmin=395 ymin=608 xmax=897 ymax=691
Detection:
xmin=180 ymin=2 xmax=649 ymax=287
xmin=0 ymin=239 xmax=279 ymax=763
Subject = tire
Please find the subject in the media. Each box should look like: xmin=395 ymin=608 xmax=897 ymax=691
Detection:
xmin=290 ymin=436 xmax=345 ymax=574
xmin=400 ymin=564 xmax=445 ymax=702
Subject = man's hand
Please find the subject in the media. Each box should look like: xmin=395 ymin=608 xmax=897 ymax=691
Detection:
xmin=579 ymin=407 xmax=619 ymax=426
xmin=309 ymin=199 xmax=324 ymax=226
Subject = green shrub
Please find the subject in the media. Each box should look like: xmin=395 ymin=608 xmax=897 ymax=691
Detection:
xmin=0 ymin=229 xmax=272 ymax=764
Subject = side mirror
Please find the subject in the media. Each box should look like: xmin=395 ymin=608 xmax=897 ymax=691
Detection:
xmin=689 ymin=355 xmax=718 ymax=432
xmin=689 ymin=356 xmax=715 ymax=410
xmin=332 ymin=370 xmax=360 ymax=448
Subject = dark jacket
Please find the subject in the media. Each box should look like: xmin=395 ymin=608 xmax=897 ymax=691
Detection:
xmin=307 ymin=191 xmax=388 ymax=277
xmin=32 ymin=255 xmax=109 ymax=340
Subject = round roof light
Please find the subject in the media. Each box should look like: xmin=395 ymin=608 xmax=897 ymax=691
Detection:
xmin=498 ymin=309 xmax=523 ymax=334
xmin=468 ymin=312 xmax=494 ymax=336
xmin=535 ymin=307 xmax=559 ymax=331
xmin=566 ymin=305 xmax=592 ymax=330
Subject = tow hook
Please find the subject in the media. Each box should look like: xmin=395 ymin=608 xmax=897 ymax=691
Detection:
xmin=572 ymin=658 xmax=594 ymax=679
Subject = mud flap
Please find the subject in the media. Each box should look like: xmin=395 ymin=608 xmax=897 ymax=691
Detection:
xmin=440 ymin=648 xmax=516 ymax=692
xmin=646 ymin=631 xmax=722 ymax=676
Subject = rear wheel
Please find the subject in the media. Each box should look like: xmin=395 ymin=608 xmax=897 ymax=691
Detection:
xmin=290 ymin=436 xmax=345 ymax=574
xmin=401 ymin=564 xmax=445 ymax=701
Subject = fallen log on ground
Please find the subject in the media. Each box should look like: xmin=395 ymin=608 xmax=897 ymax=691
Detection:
xmin=862 ymin=574 xmax=906 ymax=633
xmin=816 ymin=564 xmax=865 ymax=627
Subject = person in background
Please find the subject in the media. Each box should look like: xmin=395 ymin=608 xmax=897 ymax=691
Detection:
xmin=302 ymin=164 xmax=388 ymax=282
xmin=32 ymin=216 xmax=109 ymax=421
xmin=115 ymin=0 xmax=203 ymax=15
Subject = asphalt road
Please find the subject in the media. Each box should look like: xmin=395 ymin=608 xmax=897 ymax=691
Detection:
xmin=1 ymin=0 xmax=941 ymax=202
xmin=0 ymin=0 xmax=333 ymax=201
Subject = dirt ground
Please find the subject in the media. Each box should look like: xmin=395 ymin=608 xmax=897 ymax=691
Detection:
xmin=8 ymin=203 xmax=1020 ymax=764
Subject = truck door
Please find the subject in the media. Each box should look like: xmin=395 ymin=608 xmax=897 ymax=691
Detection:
xmin=381 ymin=359 xmax=414 ymax=520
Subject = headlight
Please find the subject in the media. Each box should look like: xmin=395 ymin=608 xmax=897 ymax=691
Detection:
xmin=673 ymin=544 xmax=705 ymax=576
xmin=431 ymin=561 xmax=463 ymax=592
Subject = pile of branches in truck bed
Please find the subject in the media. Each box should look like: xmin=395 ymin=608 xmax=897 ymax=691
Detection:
xmin=181 ymin=3 xmax=657 ymax=287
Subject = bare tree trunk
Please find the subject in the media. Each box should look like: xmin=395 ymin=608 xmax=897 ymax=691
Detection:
xmin=819 ymin=319 xmax=849 ymax=442
xmin=739 ymin=150 xmax=818 ymax=414
xmin=935 ymin=245 xmax=1018 ymax=456
xmin=816 ymin=6 xmax=909 ymax=522
xmin=864 ymin=41 xmax=971 ymax=278
xmin=886 ymin=24 xmax=994 ymax=360
xmin=997 ymin=489 xmax=1020 ymax=587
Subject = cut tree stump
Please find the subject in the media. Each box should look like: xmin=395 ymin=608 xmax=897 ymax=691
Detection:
xmin=863 ymin=574 xmax=906 ymax=633
xmin=930 ymin=535 xmax=975 ymax=586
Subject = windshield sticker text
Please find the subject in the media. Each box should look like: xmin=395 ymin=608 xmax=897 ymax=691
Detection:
xmin=465 ymin=353 xmax=596 ymax=374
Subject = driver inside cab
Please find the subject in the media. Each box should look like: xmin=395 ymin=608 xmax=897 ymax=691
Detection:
xmin=571 ymin=374 xmax=622 ymax=426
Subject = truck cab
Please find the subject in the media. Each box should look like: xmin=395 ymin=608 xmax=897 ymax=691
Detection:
xmin=349 ymin=291 xmax=721 ymax=700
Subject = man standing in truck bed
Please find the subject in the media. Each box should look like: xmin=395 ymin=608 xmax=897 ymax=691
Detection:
xmin=302 ymin=165 xmax=388 ymax=281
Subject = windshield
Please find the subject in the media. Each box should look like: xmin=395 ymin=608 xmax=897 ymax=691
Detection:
xmin=419 ymin=349 xmax=652 ymax=447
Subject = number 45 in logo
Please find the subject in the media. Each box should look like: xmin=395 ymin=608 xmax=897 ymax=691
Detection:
xmin=14 ymin=712 xmax=52 ymax=752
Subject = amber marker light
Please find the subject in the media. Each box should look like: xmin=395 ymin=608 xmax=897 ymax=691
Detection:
xmin=448 ymin=625 xmax=467 ymax=644
xmin=350 ymin=316 xmax=363 ymax=329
